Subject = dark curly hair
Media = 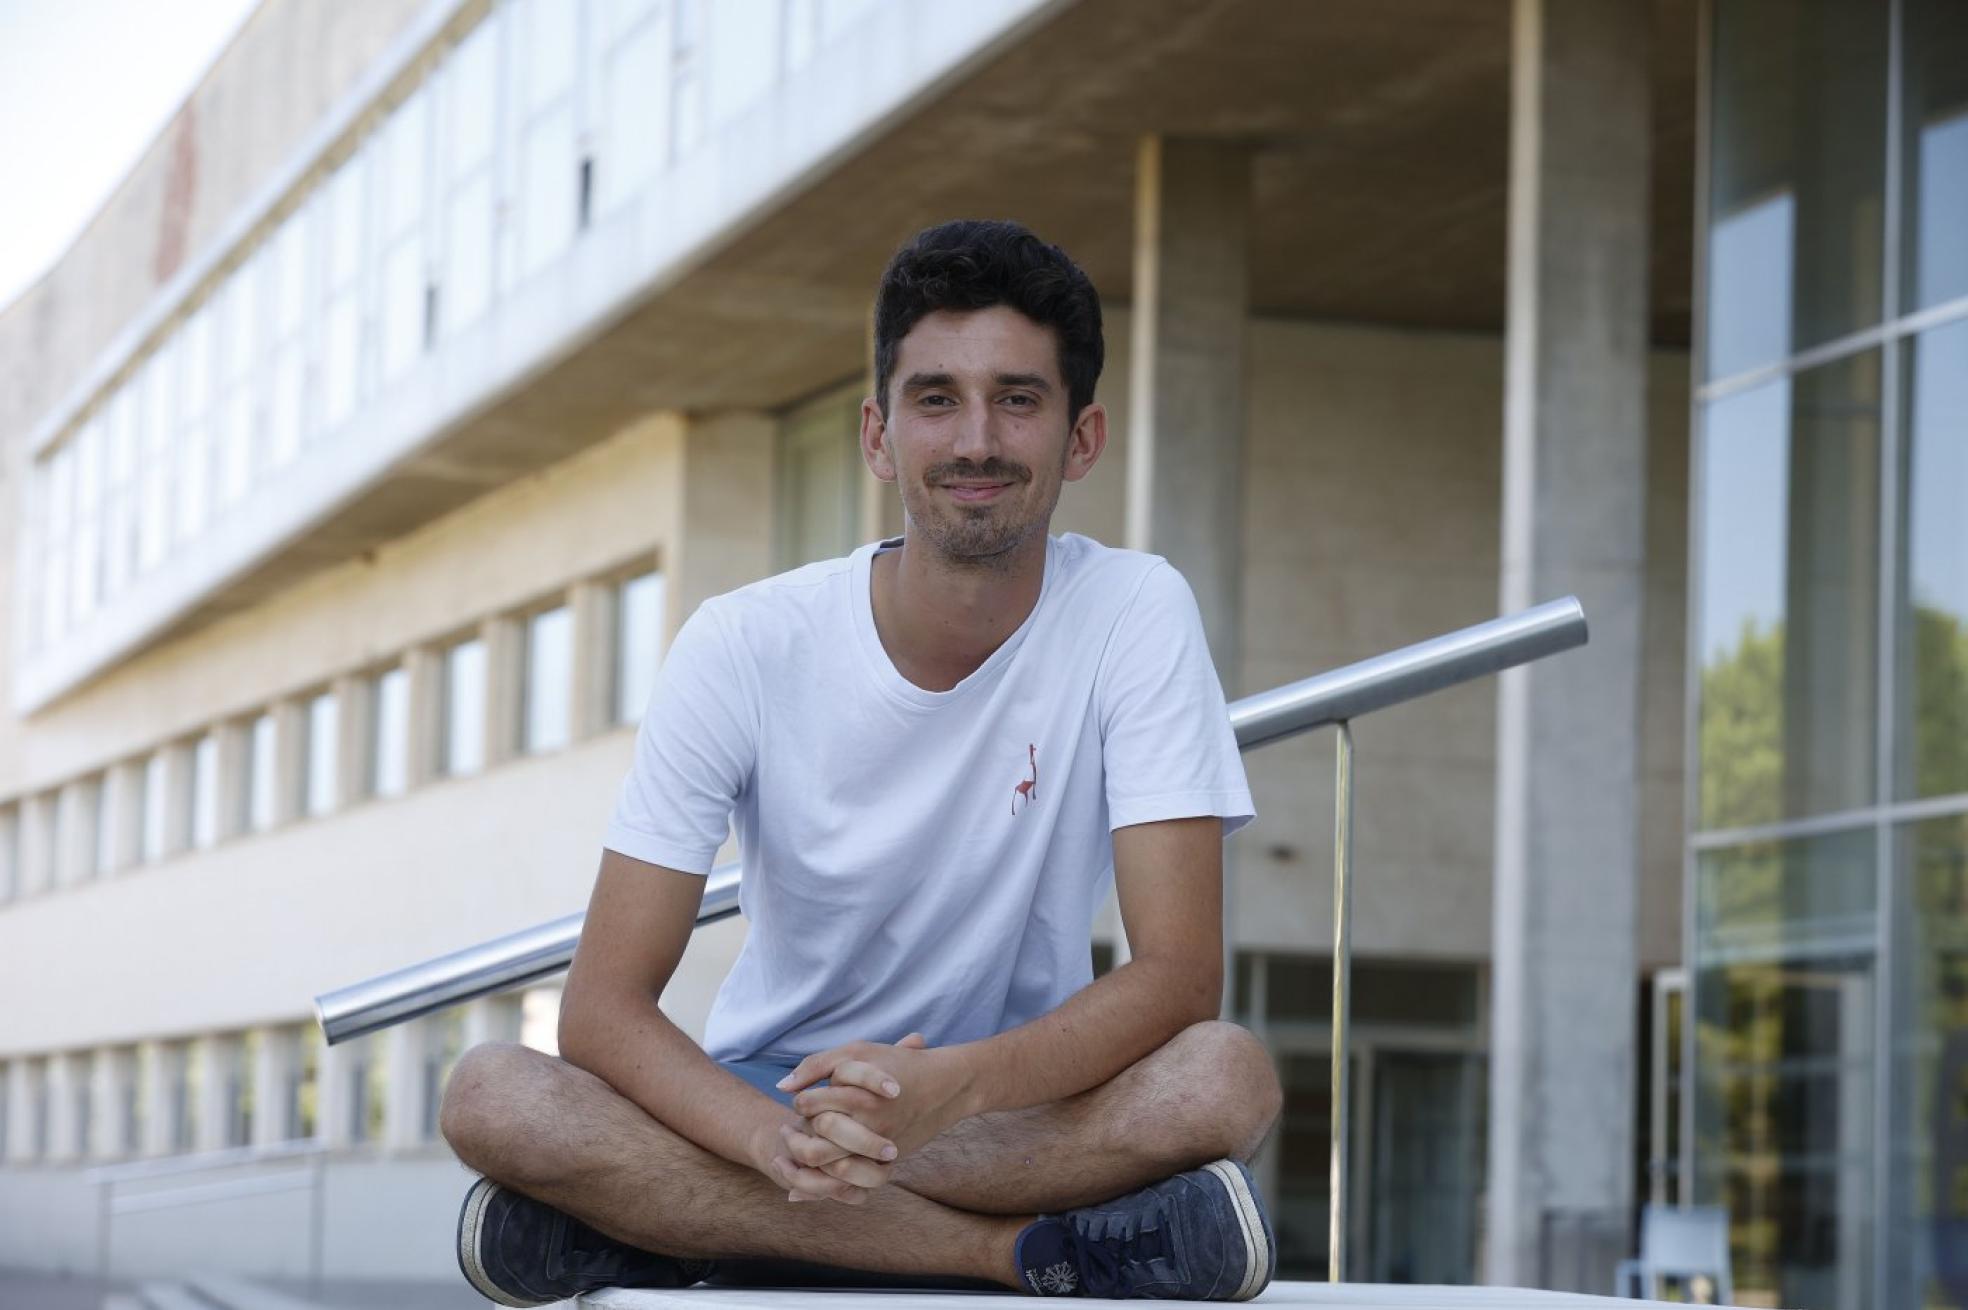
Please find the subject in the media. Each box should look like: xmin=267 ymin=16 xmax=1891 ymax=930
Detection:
xmin=872 ymin=220 xmax=1104 ymax=423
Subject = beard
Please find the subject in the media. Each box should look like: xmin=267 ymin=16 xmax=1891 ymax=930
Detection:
xmin=899 ymin=455 xmax=1058 ymax=574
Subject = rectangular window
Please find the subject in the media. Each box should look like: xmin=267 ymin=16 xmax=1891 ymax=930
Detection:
xmin=40 ymin=446 xmax=74 ymax=645
xmin=615 ymin=569 xmax=665 ymax=724
xmin=190 ymin=732 xmax=220 ymax=849
xmin=103 ymin=386 xmax=139 ymax=601
xmin=319 ymin=157 xmax=369 ymax=434
xmin=371 ymin=665 xmax=410 ymax=798
xmin=71 ymin=417 xmax=105 ymax=624
xmin=598 ymin=2 xmax=670 ymax=214
xmin=444 ymin=637 xmax=488 ymax=777
xmin=215 ymin=259 xmax=261 ymax=508
xmin=523 ymin=605 xmax=573 ymax=753
xmin=441 ymin=21 xmax=499 ymax=336
xmin=137 ymin=343 xmax=177 ymax=573
xmin=175 ymin=304 xmax=215 ymax=542
xmin=141 ymin=751 xmax=169 ymax=862
xmin=378 ymin=90 xmax=430 ymax=383
xmin=266 ymin=210 xmax=309 ymax=472
xmin=248 ymin=712 xmax=279 ymax=831
xmin=514 ymin=0 xmax=580 ymax=279
xmin=305 ymin=691 xmax=340 ymax=817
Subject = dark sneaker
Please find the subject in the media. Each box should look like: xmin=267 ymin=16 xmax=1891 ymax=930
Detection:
xmin=1013 ymin=1158 xmax=1275 ymax=1299
xmin=456 ymin=1175 xmax=714 ymax=1306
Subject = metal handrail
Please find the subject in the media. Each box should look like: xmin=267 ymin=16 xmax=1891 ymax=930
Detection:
xmin=317 ymin=596 xmax=1585 ymax=1045
xmin=313 ymin=595 xmax=1588 ymax=1282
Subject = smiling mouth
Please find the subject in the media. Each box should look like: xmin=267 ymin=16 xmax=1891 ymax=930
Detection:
xmin=942 ymin=482 xmax=1013 ymax=501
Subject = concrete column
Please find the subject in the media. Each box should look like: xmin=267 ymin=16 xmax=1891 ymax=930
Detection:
xmin=55 ymin=780 xmax=96 ymax=887
xmin=569 ymin=580 xmax=617 ymax=742
xmin=102 ymin=760 xmax=145 ymax=874
xmin=403 ymin=646 xmax=446 ymax=788
xmin=17 ymin=792 xmax=57 ymax=896
xmin=270 ymin=698 xmax=308 ymax=826
xmin=335 ymin=673 xmax=374 ymax=806
xmin=3 ymin=1058 xmax=41 ymax=1161
xmin=317 ymin=1036 xmax=363 ymax=1149
xmin=382 ymin=1017 xmax=431 ymax=1150
xmin=660 ymin=413 xmax=776 ymax=645
xmin=46 ymin=1052 xmax=90 ymax=1162
xmin=462 ymin=995 xmax=524 ymax=1050
xmin=139 ymin=1041 xmax=185 ymax=1156
xmin=1487 ymin=0 xmax=1651 ymax=1292
xmin=251 ymin=1027 xmax=300 ymax=1147
xmin=0 ymin=804 xmax=18 ymax=900
xmin=209 ymin=721 xmax=250 ymax=842
xmin=482 ymin=616 xmax=525 ymax=769
xmin=158 ymin=741 xmax=196 ymax=858
xmin=1124 ymin=134 xmax=1252 ymax=691
xmin=191 ymin=1033 xmax=242 ymax=1153
xmin=90 ymin=1046 xmax=135 ymax=1159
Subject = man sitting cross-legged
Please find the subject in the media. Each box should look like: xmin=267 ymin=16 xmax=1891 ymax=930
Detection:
xmin=439 ymin=219 xmax=1283 ymax=1303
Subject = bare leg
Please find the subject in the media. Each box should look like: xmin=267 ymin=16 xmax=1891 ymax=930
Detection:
xmin=442 ymin=1043 xmax=1028 ymax=1287
xmin=895 ymin=1020 xmax=1283 ymax=1214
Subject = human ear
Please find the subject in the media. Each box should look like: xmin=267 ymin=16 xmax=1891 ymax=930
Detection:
xmin=1062 ymin=401 xmax=1108 ymax=484
xmin=860 ymin=396 xmax=897 ymax=483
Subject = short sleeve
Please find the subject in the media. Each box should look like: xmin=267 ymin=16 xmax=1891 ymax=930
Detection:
xmin=601 ymin=601 xmax=758 ymax=873
xmin=1096 ymin=562 xmax=1255 ymax=838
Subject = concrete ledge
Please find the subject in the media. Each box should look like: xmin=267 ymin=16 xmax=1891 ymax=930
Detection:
xmin=582 ymin=1283 xmax=1714 ymax=1308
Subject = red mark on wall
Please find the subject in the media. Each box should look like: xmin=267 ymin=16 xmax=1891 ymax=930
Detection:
xmin=154 ymin=104 xmax=199 ymax=284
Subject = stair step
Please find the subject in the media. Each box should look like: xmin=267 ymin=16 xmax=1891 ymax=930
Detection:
xmin=138 ymin=1284 xmax=214 ymax=1310
xmin=188 ymin=1274 xmax=331 ymax=1310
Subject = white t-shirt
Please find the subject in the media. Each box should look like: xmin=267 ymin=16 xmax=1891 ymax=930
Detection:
xmin=602 ymin=531 xmax=1255 ymax=1062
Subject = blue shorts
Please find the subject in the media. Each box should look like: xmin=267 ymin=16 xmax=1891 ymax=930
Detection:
xmin=720 ymin=1056 xmax=800 ymax=1108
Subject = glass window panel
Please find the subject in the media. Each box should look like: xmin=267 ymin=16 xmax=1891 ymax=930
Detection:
xmin=443 ymin=172 xmax=496 ymax=334
xmin=1899 ymin=319 xmax=1968 ymax=800
xmin=306 ymin=691 xmax=340 ymax=817
xmin=1694 ymin=830 xmax=1875 ymax=1310
xmin=191 ymin=733 xmax=220 ymax=850
xmin=448 ymin=21 xmax=498 ymax=173
xmin=0 ymin=806 xmax=18 ymax=901
xmin=1887 ymin=816 xmax=1968 ymax=1309
xmin=181 ymin=304 xmax=214 ymax=419
xmin=141 ymin=752 xmax=168 ymax=862
xmin=519 ymin=107 xmax=577 ymax=277
xmin=379 ymin=237 xmax=427 ymax=381
xmin=708 ymin=0 xmax=779 ymax=127
xmin=1904 ymin=0 xmax=1968 ymax=312
xmin=821 ymin=0 xmax=878 ymax=40
xmin=271 ymin=211 xmax=309 ymax=340
xmin=524 ymin=605 xmax=572 ymax=753
xmin=221 ymin=258 xmax=259 ymax=383
xmin=783 ymin=0 xmax=819 ymax=71
xmin=1698 ymin=355 xmax=1880 ymax=830
xmin=175 ymin=416 xmax=210 ymax=542
xmin=604 ymin=0 xmax=661 ymax=44
xmin=219 ymin=388 xmax=253 ymax=507
xmin=105 ymin=389 xmax=138 ymax=598
xmin=71 ymin=421 xmax=104 ymax=621
xmin=519 ymin=0 xmax=577 ymax=113
xmin=1707 ymin=0 xmax=1888 ymax=379
xmin=321 ymin=293 xmax=361 ymax=431
xmin=381 ymin=91 xmax=429 ymax=242
xmin=268 ymin=344 xmax=304 ymax=470
xmin=616 ymin=569 xmax=665 ymax=724
xmin=40 ymin=547 xmax=68 ymax=645
xmin=371 ymin=666 xmax=410 ymax=798
xmin=326 ymin=158 xmax=366 ymax=292
xmin=444 ymin=638 xmax=487 ymax=777
xmin=249 ymin=712 xmax=278 ymax=832
xmin=600 ymin=20 xmax=669 ymax=213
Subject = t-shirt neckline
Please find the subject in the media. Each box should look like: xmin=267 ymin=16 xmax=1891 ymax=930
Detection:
xmin=851 ymin=533 xmax=1058 ymax=709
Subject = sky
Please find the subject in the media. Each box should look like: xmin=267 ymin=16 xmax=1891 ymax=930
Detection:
xmin=0 ymin=0 xmax=262 ymax=312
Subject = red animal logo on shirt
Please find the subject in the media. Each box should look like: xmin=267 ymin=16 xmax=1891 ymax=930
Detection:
xmin=1012 ymin=743 xmax=1038 ymax=815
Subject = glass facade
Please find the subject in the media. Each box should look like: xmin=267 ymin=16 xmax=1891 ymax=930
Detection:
xmin=1696 ymin=4 xmax=1968 ymax=1308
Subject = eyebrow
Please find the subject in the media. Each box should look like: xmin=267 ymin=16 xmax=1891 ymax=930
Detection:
xmin=900 ymin=371 xmax=1054 ymax=394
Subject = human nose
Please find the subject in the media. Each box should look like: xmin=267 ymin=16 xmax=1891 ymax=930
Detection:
xmin=949 ymin=393 xmax=997 ymax=464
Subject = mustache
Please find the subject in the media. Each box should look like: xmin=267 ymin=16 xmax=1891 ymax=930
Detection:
xmin=926 ymin=459 xmax=1031 ymax=485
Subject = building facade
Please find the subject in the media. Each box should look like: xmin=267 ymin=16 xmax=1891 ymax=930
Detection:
xmin=0 ymin=0 xmax=1953 ymax=1305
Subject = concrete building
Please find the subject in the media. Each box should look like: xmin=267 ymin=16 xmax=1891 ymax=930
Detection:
xmin=0 ymin=0 xmax=1958 ymax=1307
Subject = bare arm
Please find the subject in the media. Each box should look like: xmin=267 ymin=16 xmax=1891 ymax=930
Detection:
xmin=557 ymin=849 xmax=896 ymax=1202
xmin=780 ymin=815 xmax=1224 ymax=1152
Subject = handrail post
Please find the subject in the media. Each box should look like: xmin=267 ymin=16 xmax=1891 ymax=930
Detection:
xmin=1329 ymin=721 xmax=1355 ymax=1284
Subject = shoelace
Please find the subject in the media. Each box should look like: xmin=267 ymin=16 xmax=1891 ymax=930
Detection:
xmin=1070 ymin=1204 xmax=1173 ymax=1296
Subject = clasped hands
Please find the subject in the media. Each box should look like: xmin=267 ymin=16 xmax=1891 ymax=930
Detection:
xmin=753 ymin=1032 xmax=976 ymax=1205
